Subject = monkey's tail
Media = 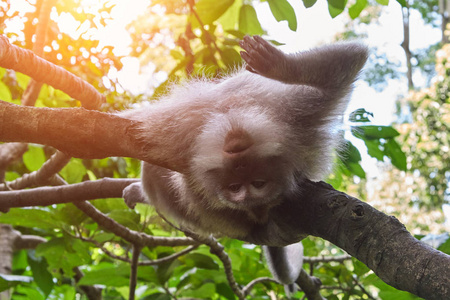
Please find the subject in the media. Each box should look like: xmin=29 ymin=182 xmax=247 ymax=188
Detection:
xmin=263 ymin=243 xmax=304 ymax=298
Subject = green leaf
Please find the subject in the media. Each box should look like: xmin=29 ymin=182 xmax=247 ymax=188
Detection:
xmin=15 ymin=285 xmax=46 ymax=300
xmin=302 ymin=0 xmax=318 ymax=8
xmin=338 ymin=141 xmax=361 ymax=163
xmin=59 ymin=158 xmax=87 ymax=183
xmin=349 ymin=0 xmax=367 ymax=19
xmin=36 ymin=238 xmax=91 ymax=277
xmin=239 ymin=5 xmax=264 ymax=35
xmin=220 ymin=47 xmax=242 ymax=67
xmin=396 ymin=0 xmax=406 ymax=7
xmin=157 ymin=259 xmax=180 ymax=285
xmin=267 ymin=0 xmax=297 ymax=31
xmin=328 ymin=0 xmax=346 ymax=18
xmin=364 ymin=139 xmax=385 ymax=161
xmin=0 ymin=208 xmax=59 ymax=230
xmin=346 ymin=162 xmax=366 ymax=179
xmin=352 ymin=125 xmax=400 ymax=139
xmin=181 ymin=282 xmax=216 ymax=298
xmin=107 ymin=210 xmax=141 ymax=230
xmin=437 ymin=236 xmax=450 ymax=255
xmin=376 ymin=0 xmax=389 ymax=5
xmin=23 ymin=146 xmax=46 ymax=172
xmin=328 ymin=0 xmax=346 ymax=9
xmin=0 ymin=80 xmax=12 ymax=102
xmin=142 ymin=293 xmax=172 ymax=300
xmin=217 ymin=0 xmax=242 ymax=31
xmin=195 ymin=0 xmax=235 ymax=25
xmin=28 ymin=251 xmax=54 ymax=297
xmin=349 ymin=108 xmax=373 ymax=123
xmin=78 ymin=263 xmax=131 ymax=286
xmin=352 ymin=258 xmax=370 ymax=276
xmin=338 ymin=141 xmax=366 ymax=179
xmin=0 ymin=274 xmax=33 ymax=292
xmin=384 ymin=139 xmax=407 ymax=171
xmin=180 ymin=253 xmax=220 ymax=270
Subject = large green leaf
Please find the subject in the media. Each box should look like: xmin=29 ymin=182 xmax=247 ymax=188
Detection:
xmin=0 ymin=80 xmax=12 ymax=102
xmin=23 ymin=146 xmax=46 ymax=172
xmin=328 ymin=0 xmax=346 ymax=18
xmin=352 ymin=125 xmax=400 ymax=139
xmin=180 ymin=282 xmax=216 ymax=298
xmin=59 ymin=158 xmax=87 ymax=184
xmin=28 ymin=251 xmax=54 ymax=297
xmin=36 ymin=238 xmax=91 ymax=277
xmin=180 ymin=253 xmax=220 ymax=270
xmin=267 ymin=0 xmax=297 ymax=31
xmin=78 ymin=263 xmax=131 ymax=287
xmin=328 ymin=0 xmax=346 ymax=9
xmin=0 ymin=208 xmax=59 ymax=230
xmin=195 ymin=0 xmax=235 ymax=25
xmin=349 ymin=0 xmax=368 ymax=19
xmin=0 ymin=275 xmax=32 ymax=292
xmin=239 ymin=5 xmax=264 ymax=35
xmin=384 ymin=139 xmax=407 ymax=171
xmin=338 ymin=141 xmax=366 ymax=179
xmin=363 ymin=139 xmax=385 ymax=161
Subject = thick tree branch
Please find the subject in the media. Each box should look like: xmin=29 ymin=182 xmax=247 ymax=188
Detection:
xmin=0 ymin=101 xmax=187 ymax=172
xmin=0 ymin=35 xmax=104 ymax=109
xmin=243 ymin=180 xmax=450 ymax=300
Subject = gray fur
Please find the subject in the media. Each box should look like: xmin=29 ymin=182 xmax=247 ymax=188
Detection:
xmin=120 ymin=36 xmax=368 ymax=290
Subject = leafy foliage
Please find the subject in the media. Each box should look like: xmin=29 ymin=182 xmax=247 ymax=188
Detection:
xmin=399 ymin=44 xmax=450 ymax=208
xmin=0 ymin=0 xmax=445 ymax=299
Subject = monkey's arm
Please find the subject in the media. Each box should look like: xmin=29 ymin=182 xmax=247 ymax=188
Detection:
xmin=240 ymin=35 xmax=368 ymax=96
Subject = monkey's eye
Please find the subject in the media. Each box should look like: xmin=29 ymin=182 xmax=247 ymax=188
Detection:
xmin=251 ymin=180 xmax=266 ymax=189
xmin=228 ymin=183 xmax=242 ymax=193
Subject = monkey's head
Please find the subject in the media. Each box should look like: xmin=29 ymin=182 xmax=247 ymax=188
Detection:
xmin=191 ymin=109 xmax=296 ymax=212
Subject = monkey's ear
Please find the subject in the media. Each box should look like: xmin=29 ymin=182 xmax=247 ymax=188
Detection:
xmin=223 ymin=128 xmax=253 ymax=155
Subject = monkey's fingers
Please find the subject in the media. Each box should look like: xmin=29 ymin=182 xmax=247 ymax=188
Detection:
xmin=251 ymin=35 xmax=281 ymax=60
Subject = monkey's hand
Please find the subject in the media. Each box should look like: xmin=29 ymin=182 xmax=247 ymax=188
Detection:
xmin=239 ymin=35 xmax=290 ymax=82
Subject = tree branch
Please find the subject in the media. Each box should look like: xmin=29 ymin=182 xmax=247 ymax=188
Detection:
xmin=243 ymin=180 xmax=450 ymax=300
xmin=0 ymin=35 xmax=104 ymax=109
xmin=0 ymin=151 xmax=71 ymax=191
xmin=0 ymin=101 xmax=187 ymax=171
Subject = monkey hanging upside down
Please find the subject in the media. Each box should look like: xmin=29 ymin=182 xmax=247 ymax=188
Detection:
xmin=122 ymin=35 xmax=368 ymax=289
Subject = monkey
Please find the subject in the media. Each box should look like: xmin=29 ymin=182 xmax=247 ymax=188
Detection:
xmin=121 ymin=35 xmax=368 ymax=292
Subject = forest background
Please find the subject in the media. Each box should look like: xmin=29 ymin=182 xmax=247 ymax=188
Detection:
xmin=0 ymin=0 xmax=449 ymax=299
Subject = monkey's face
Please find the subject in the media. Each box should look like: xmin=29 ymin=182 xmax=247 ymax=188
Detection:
xmin=210 ymin=154 xmax=293 ymax=209
xmin=194 ymin=127 xmax=295 ymax=210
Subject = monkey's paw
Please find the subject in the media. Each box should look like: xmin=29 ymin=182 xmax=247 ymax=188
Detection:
xmin=239 ymin=35 xmax=286 ymax=79
xmin=123 ymin=182 xmax=147 ymax=209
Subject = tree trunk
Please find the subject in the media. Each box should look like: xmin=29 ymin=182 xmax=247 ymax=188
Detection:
xmin=401 ymin=2 xmax=414 ymax=90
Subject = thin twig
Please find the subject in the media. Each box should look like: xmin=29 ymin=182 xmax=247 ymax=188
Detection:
xmin=184 ymin=232 xmax=245 ymax=300
xmin=0 ymin=151 xmax=71 ymax=191
xmin=242 ymin=277 xmax=279 ymax=297
xmin=129 ymin=245 xmax=141 ymax=300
